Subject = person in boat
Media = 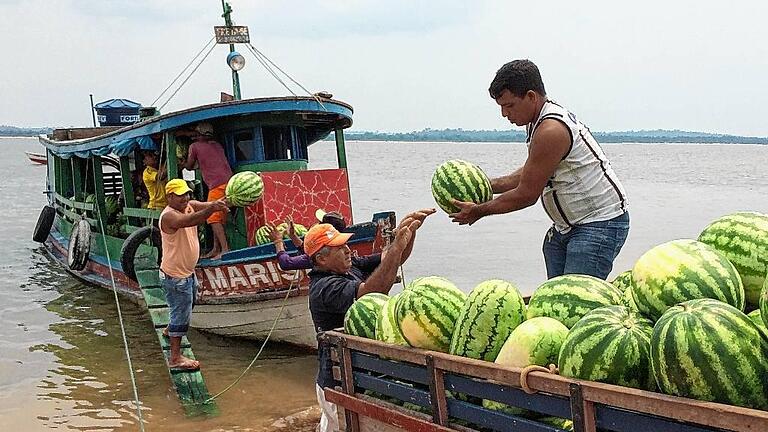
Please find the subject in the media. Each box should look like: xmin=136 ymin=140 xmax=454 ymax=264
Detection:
xmin=450 ymin=59 xmax=630 ymax=280
xmin=183 ymin=122 xmax=233 ymax=259
xmin=159 ymin=179 xmax=229 ymax=370
xmin=267 ymin=211 xmax=348 ymax=271
xmin=306 ymin=208 xmax=435 ymax=432
xmin=141 ymin=150 xmax=167 ymax=210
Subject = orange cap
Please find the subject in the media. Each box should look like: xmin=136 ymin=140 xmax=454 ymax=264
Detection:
xmin=304 ymin=223 xmax=353 ymax=257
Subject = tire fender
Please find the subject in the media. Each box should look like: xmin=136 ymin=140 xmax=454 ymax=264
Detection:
xmin=67 ymin=219 xmax=91 ymax=271
xmin=33 ymin=205 xmax=56 ymax=242
xmin=120 ymin=225 xmax=162 ymax=282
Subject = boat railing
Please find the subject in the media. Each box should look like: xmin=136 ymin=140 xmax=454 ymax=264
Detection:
xmin=53 ymin=193 xmax=97 ymax=226
xmin=121 ymin=207 xmax=163 ymax=234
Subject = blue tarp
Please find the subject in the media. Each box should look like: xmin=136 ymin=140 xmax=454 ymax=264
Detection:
xmin=111 ymin=135 xmax=156 ymax=156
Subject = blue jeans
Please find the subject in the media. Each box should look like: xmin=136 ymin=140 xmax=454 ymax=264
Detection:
xmin=542 ymin=212 xmax=630 ymax=280
xmin=160 ymin=271 xmax=198 ymax=337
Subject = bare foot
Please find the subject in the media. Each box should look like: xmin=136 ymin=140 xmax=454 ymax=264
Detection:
xmin=169 ymin=356 xmax=200 ymax=370
xmin=162 ymin=327 xmax=169 ymax=337
xmin=201 ymin=249 xmax=220 ymax=259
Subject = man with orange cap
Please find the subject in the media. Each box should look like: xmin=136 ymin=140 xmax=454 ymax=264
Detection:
xmin=305 ymin=208 xmax=435 ymax=432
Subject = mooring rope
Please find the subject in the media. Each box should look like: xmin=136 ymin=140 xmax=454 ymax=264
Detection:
xmin=200 ymin=269 xmax=302 ymax=404
xmin=92 ymin=175 xmax=147 ymax=431
xmin=157 ymin=41 xmax=219 ymax=111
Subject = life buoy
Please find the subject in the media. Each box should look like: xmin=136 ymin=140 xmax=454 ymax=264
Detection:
xmin=120 ymin=225 xmax=162 ymax=282
xmin=32 ymin=205 xmax=56 ymax=243
xmin=67 ymin=219 xmax=91 ymax=271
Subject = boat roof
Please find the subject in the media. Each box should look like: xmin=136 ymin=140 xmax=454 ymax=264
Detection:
xmin=41 ymin=96 xmax=353 ymax=159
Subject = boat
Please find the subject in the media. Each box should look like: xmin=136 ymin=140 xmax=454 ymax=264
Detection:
xmin=26 ymin=151 xmax=47 ymax=165
xmin=32 ymin=3 xmax=395 ymax=350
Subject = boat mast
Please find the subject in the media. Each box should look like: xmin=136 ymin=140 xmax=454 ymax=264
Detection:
xmin=221 ymin=1 xmax=242 ymax=100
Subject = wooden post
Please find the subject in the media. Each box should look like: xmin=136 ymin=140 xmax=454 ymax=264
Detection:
xmin=165 ymin=132 xmax=179 ymax=180
xmin=426 ymin=354 xmax=448 ymax=425
xmin=570 ymin=382 xmax=596 ymax=432
xmin=334 ymin=129 xmax=348 ymax=169
xmin=118 ymin=156 xmax=136 ymax=208
xmin=91 ymin=158 xmax=107 ymax=232
xmin=338 ymin=338 xmax=360 ymax=432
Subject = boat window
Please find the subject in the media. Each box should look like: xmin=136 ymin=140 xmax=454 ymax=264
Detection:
xmin=233 ymin=130 xmax=256 ymax=162
xmin=262 ymin=126 xmax=292 ymax=160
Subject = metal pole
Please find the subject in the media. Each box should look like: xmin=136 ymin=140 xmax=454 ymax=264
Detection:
xmin=89 ymin=94 xmax=97 ymax=127
xmin=221 ymin=1 xmax=242 ymax=100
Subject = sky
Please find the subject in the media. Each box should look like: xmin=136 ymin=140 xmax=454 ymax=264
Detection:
xmin=1 ymin=0 xmax=768 ymax=135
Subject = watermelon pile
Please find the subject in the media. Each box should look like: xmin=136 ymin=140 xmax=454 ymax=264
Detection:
xmin=225 ymin=171 xmax=264 ymax=207
xmin=430 ymin=159 xmax=493 ymax=214
xmin=341 ymin=210 xmax=768 ymax=418
xmin=343 ymin=293 xmax=389 ymax=339
xmin=254 ymin=222 xmax=309 ymax=245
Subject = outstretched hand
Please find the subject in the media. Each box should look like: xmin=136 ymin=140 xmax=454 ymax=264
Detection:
xmin=449 ymin=200 xmax=481 ymax=225
xmin=394 ymin=219 xmax=422 ymax=250
xmin=265 ymin=223 xmax=283 ymax=243
xmin=397 ymin=208 xmax=436 ymax=231
xmin=211 ymin=197 xmax=230 ymax=213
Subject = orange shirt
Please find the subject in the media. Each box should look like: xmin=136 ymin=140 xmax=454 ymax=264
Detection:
xmin=159 ymin=205 xmax=200 ymax=278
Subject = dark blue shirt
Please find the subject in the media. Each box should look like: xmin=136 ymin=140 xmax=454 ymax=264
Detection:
xmin=309 ymin=253 xmax=381 ymax=388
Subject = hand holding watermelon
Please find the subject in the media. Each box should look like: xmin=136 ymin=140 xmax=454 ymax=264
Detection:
xmin=225 ymin=171 xmax=264 ymax=207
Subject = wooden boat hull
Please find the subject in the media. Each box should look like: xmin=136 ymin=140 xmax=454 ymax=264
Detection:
xmin=25 ymin=151 xmax=47 ymax=164
xmin=45 ymin=211 xmax=392 ymax=349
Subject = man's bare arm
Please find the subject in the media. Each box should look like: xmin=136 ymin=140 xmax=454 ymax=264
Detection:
xmin=162 ymin=200 xmax=227 ymax=232
xmin=491 ymin=167 xmax=523 ymax=194
xmin=357 ymin=221 xmax=419 ymax=298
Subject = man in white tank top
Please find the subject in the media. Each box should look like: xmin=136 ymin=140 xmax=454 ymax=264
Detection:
xmin=451 ymin=59 xmax=629 ymax=280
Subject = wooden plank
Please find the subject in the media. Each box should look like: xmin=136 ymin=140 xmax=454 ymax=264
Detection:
xmin=354 ymin=373 xmax=431 ymax=408
xmin=143 ymin=288 xmax=167 ymax=308
xmin=339 ymin=340 xmax=361 ymax=432
xmin=136 ymin=269 xmax=160 ymax=288
xmin=57 ymin=206 xmax=97 ymax=226
xmin=326 ymin=332 xmax=429 ymax=366
xmin=123 ymin=207 xmax=163 ymax=219
xmin=445 ymin=398 xmax=563 ymax=432
xmin=325 ymin=389 xmax=455 ymax=432
xmin=149 ymin=308 xmax=169 ymax=328
xmin=570 ymin=383 xmax=596 ymax=432
xmin=425 ymin=355 xmax=448 ymax=426
xmin=351 ymin=352 xmax=429 ymax=384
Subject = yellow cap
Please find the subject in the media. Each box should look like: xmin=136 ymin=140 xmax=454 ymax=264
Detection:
xmin=165 ymin=179 xmax=193 ymax=196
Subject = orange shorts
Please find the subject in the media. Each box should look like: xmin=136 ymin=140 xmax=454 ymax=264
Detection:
xmin=206 ymin=183 xmax=227 ymax=225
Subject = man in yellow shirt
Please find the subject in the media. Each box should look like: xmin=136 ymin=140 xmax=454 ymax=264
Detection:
xmin=142 ymin=151 xmax=167 ymax=209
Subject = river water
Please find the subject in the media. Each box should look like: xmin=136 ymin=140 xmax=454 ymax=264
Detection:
xmin=1 ymin=137 xmax=767 ymax=431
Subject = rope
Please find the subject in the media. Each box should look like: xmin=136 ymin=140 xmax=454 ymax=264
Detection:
xmin=200 ymin=269 xmax=302 ymax=404
xmin=519 ymin=364 xmax=559 ymax=394
xmin=158 ymin=41 xmax=219 ymax=111
xmin=92 ymin=176 xmax=147 ymax=431
xmin=151 ymin=36 xmax=216 ymax=107
xmin=243 ymin=43 xmax=296 ymax=97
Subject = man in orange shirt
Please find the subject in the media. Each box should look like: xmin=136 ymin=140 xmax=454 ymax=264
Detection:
xmin=184 ymin=122 xmax=233 ymax=260
xmin=159 ymin=179 xmax=228 ymax=370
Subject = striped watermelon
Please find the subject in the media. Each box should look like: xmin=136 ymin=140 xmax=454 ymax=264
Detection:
xmin=277 ymin=222 xmax=308 ymax=238
xmin=344 ymin=293 xmax=389 ymax=339
xmin=526 ymin=274 xmax=623 ymax=328
xmin=484 ymin=317 xmax=568 ymax=415
xmin=762 ymin=277 xmax=768 ymax=329
xmin=559 ymin=305 xmax=656 ymax=390
xmin=254 ymin=225 xmax=272 ymax=245
xmin=430 ymin=159 xmax=493 ymax=214
xmin=623 ymin=286 xmax=638 ymax=310
xmin=395 ymin=276 xmax=467 ymax=352
xmin=611 ymin=270 xmax=633 ymax=291
xmin=449 ymin=279 xmax=526 ymax=362
xmin=651 ymin=298 xmax=768 ymax=409
xmin=698 ymin=212 xmax=768 ymax=309
xmin=747 ymin=309 xmax=768 ymax=337
xmin=376 ymin=294 xmax=408 ymax=345
xmin=631 ymin=239 xmax=745 ymax=321
xmin=225 ymin=171 xmax=264 ymax=207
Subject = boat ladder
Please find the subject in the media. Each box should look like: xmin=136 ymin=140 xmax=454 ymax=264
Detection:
xmin=133 ymin=248 xmax=219 ymax=417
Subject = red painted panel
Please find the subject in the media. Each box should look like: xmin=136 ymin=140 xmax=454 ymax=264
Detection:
xmin=244 ymin=169 xmax=352 ymax=246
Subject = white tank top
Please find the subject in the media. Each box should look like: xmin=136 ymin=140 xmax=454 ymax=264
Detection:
xmin=527 ymin=100 xmax=628 ymax=233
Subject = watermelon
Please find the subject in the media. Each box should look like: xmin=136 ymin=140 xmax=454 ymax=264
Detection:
xmin=651 ymin=298 xmax=768 ymax=409
xmin=538 ymin=417 xmax=573 ymax=431
xmin=526 ymin=274 xmax=623 ymax=328
xmin=277 ymin=222 xmax=308 ymax=238
xmin=225 ymin=171 xmax=264 ymax=207
xmin=632 ymin=239 xmax=745 ymax=321
xmin=254 ymin=225 xmax=272 ymax=245
xmin=395 ymin=276 xmax=467 ymax=351
xmin=430 ymin=159 xmax=493 ymax=214
xmin=449 ymin=279 xmax=526 ymax=362
xmin=747 ymin=309 xmax=768 ymax=337
xmin=698 ymin=212 xmax=768 ymax=309
xmin=376 ymin=293 xmax=408 ymax=346
xmin=611 ymin=270 xmax=633 ymax=291
xmin=762 ymin=276 xmax=768 ymax=329
xmin=559 ymin=305 xmax=655 ymax=390
xmin=622 ymin=286 xmax=638 ymax=310
xmin=343 ymin=293 xmax=389 ymax=339
xmin=483 ymin=317 xmax=569 ymax=416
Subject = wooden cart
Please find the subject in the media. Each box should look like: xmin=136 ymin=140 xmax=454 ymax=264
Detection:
xmin=322 ymin=331 xmax=768 ymax=432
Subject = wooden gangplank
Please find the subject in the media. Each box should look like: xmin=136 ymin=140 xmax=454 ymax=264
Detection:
xmin=134 ymin=249 xmax=219 ymax=417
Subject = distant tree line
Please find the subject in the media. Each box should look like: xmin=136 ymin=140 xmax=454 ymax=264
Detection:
xmin=0 ymin=125 xmax=52 ymax=137
xmin=344 ymin=128 xmax=768 ymax=144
